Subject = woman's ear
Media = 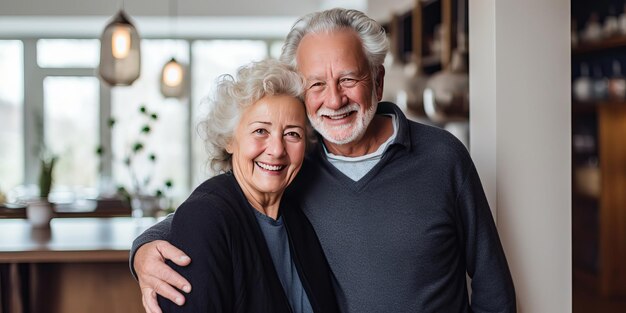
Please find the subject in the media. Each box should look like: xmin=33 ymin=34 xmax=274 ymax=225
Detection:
xmin=226 ymin=140 xmax=234 ymax=154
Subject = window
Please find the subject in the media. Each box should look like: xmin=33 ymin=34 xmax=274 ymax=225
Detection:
xmin=37 ymin=39 xmax=100 ymax=68
xmin=111 ymin=40 xmax=190 ymax=203
xmin=270 ymin=40 xmax=285 ymax=60
xmin=0 ymin=40 xmax=24 ymax=193
xmin=1 ymin=36 xmax=279 ymax=208
xmin=43 ymin=77 xmax=100 ymax=197
xmin=190 ymin=40 xmax=268 ymax=186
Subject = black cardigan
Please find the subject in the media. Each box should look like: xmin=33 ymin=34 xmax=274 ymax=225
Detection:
xmin=157 ymin=173 xmax=340 ymax=313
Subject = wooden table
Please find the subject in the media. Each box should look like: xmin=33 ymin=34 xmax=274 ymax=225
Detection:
xmin=0 ymin=217 xmax=158 ymax=313
xmin=0 ymin=199 xmax=132 ymax=219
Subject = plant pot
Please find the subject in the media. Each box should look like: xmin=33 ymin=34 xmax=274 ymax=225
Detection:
xmin=26 ymin=198 xmax=54 ymax=228
xmin=131 ymin=194 xmax=162 ymax=218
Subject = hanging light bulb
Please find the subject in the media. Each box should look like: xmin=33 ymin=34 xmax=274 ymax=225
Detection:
xmin=160 ymin=57 xmax=186 ymax=98
xmin=159 ymin=0 xmax=186 ymax=98
xmin=99 ymin=10 xmax=141 ymax=86
xmin=111 ymin=25 xmax=131 ymax=59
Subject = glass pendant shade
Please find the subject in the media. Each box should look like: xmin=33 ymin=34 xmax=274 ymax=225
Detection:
xmin=99 ymin=10 xmax=141 ymax=86
xmin=423 ymin=0 xmax=469 ymax=124
xmin=160 ymin=57 xmax=186 ymax=98
xmin=423 ymin=49 xmax=469 ymax=124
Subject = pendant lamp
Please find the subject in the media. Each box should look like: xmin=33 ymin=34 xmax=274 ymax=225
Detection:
xmin=160 ymin=0 xmax=186 ymax=98
xmin=99 ymin=9 xmax=141 ymax=86
xmin=160 ymin=57 xmax=186 ymax=98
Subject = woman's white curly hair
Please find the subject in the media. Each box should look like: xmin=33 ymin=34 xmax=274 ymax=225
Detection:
xmin=198 ymin=59 xmax=305 ymax=173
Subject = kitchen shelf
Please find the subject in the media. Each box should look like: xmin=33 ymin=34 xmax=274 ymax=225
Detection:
xmin=573 ymin=36 xmax=626 ymax=55
xmin=572 ymin=101 xmax=626 ymax=297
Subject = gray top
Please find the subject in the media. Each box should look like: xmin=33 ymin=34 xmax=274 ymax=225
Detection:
xmin=253 ymin=210 xmax=314 ymax=313
xmin=324 ymin=114 xmax=398 ymax=181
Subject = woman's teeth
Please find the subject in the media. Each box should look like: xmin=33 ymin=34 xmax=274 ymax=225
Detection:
xmin=256 ymin=162 xmax=285 ymax=171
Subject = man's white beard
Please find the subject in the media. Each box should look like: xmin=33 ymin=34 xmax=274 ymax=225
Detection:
xmin=309 ymin=100 xmax=378 ymax=146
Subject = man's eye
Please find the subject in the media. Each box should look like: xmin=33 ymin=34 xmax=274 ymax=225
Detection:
xmin=340 ymin=78 xmax=357 ymax=86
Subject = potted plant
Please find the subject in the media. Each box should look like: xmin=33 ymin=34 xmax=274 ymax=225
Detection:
xmin=26 ymin=154 xmax=57 ymax=228
xmin=109 ymin=104 xmax=174 ymax=218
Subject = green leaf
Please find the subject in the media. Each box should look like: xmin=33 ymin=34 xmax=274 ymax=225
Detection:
xmin=108 ymin=118 xmax=116 ymax=128
xmin=96 ymin=146 xmax=104 ymax=155
xmin=133 ymin=142 xmax=144 ymax=153
xmin=148 ymin=153 xmax=157 ymax=162
xmin=139 ymin=106 xmax=147 ymax=114
xmin=165 ymin=179 xmax=173 ymax=188
xmin=141 ymin=125 xmax=151 ymax=134
xmin=151 ymin=113 xmax=158 ymax=120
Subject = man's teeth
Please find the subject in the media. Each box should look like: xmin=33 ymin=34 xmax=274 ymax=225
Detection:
xmin=256 ymin=162 xmax=285 ymax=171
xmin=325 ymin=112 xmax=352 ymax=120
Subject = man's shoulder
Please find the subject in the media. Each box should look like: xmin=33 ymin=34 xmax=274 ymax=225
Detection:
xmin=378 ymin=101 xmax=469 ymax=161
xmin=404 ymin=120 xmax=470 ymax=162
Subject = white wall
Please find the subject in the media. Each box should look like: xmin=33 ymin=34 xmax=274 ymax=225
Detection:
xmin=470 ymin=0 xmax=571 ymax=312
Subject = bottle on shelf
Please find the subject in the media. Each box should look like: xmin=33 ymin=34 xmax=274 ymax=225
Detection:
xmin=619 ymin=4 xmax=626 ymax=35
xmin=573 ymin=62 xmax=593 ymax=102
xmin=592 ymin=63 xmax=608 ymax=101
xmin=582 ymin=12 xmax=603 ymax=43
xmin=603 ymin=6 xmax=619 ymax=38
xmin=608 ymin=60 xmax=626 ymax=101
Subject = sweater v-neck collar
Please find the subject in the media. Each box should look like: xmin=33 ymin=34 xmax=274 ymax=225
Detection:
xmin=312 ymin=102 xmax=413 ymax=191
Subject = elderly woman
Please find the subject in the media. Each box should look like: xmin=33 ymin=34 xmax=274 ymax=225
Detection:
xmin=157 ymin=59 xmax=339 ymax=313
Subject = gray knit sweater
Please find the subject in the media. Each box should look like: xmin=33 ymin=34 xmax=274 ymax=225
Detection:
xmin=131 ymin=102 xmax=516 ymax=313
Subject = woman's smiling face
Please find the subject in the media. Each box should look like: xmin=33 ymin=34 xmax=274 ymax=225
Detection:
xmin=229 ymin=94 xmax=307 ymax=201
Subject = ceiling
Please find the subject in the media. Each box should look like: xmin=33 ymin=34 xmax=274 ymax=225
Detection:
xmin=0 ymin=0 xmax=412 ymax=37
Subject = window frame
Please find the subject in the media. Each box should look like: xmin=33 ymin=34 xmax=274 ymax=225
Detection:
xmin=0 ymin=34 xmax=278 ymax=200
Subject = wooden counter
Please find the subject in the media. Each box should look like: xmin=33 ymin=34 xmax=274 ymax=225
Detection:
xmin=0 ymin=217 xmax=158 ymax=313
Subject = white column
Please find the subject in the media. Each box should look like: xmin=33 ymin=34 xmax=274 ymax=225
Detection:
xmin=470 ymin=0 xmax=571 ymax=312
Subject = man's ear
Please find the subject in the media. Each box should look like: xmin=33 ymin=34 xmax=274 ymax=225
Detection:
xmin=375 ymin=65 xmax=385 ymax=101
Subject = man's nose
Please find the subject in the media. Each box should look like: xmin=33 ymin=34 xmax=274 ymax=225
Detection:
xmin=325 ymin=83 xmax=347 ymax=109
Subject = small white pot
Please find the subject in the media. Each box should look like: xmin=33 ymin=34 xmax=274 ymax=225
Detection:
xmin=26 ymin=199 xmax=54 ymax=228
xmin=131 ymin=194 xmax=162 ymax=218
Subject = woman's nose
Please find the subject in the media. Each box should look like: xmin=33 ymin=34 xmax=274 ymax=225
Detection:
xmin=266 ymin=134 xmax=286 ymax=157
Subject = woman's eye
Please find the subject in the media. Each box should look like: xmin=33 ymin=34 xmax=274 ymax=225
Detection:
xmin=253 ymin=129 xmax=268 ymax=135
xmin=309 ymin=82 xmax=324 ymax=89
xmin=285 ymin=131 xmax=302 ymax=139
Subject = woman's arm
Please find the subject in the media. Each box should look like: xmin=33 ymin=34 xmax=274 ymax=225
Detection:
xmin=157 ymin=197 xmax=236 ymax=312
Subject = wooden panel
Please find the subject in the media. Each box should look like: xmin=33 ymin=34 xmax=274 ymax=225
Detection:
xmin=0 ymin=218 xmax=152 ymax=313
xmin=412 ymin=0 xmax=422 ymax=63
xmin=31 ymin=262 xmax=143 ymax=313
xmin=0 ymin=250 xmax=130 ymax=263
xmin=441 ymin=0 xmax=452 ymax=69
xmin=598 ymin=104 xmax=626 ymax=296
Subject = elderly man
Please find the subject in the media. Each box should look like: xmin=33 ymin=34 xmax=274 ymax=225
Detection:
xmin=132 ymin=8 xmax=516 ymax=313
